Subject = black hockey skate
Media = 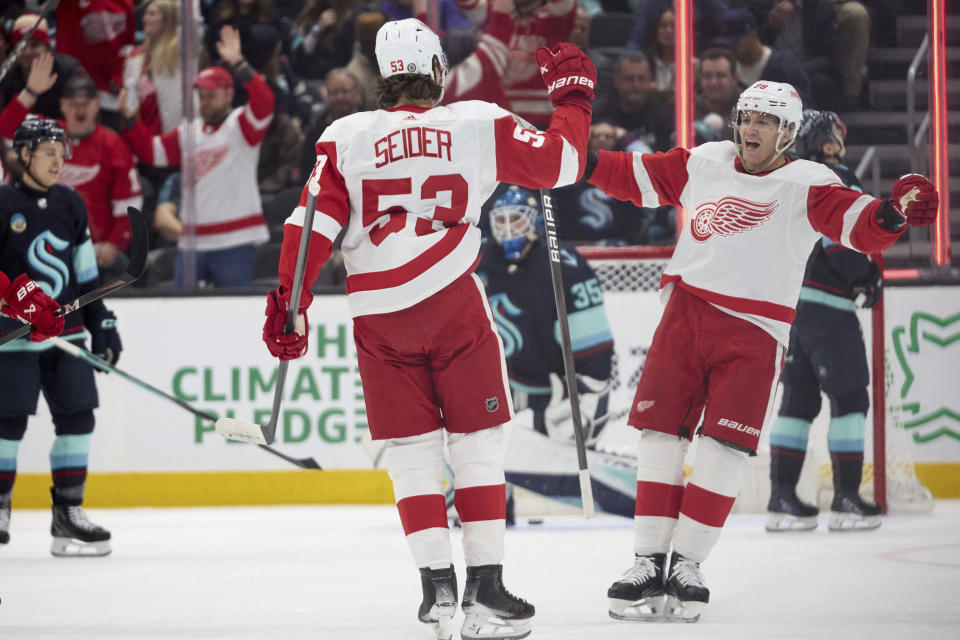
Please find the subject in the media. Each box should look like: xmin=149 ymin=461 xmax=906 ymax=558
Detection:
xmin=766 ymin=484 xmax=819 ymax=532
xmin=0 ymin=504 xmax=10 ymax=545
xmin=607 ymin=553 xmax=667 ymax=621
xmin=461 ymin=564 xmax=534 ymax=640
xmin=664 ymin=553 xmax=709 ymax=622
xmin=50 ymin=489 xmax=111 ymax=557
xmin=418 ymin=566 xmax=458 ymax=640
xmin=828 ymin=491 xmax=882 ymax=531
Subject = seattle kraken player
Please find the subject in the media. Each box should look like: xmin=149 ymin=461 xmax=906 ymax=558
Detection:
xmin=475 ymin=186 xmax=636 ymax=517
xmin=0 ymin=119 xmax=120 ymax=555
xmin=766 ymin=110 xmax=884 ymax=532
xmin=480 ymin=185 xmax=613 ymax=441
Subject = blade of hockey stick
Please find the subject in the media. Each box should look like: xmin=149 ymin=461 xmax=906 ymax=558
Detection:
xmin=49 ymin=337 xmax=322 ymax=470
xmin=0 ymin=1 xmax=61 ymax=86
xmin=0 ymin=206 xmax=149 ymax=347
xmin=216 ymin=165 xmax=322 ymax=445
xmin=539 ymin=189 xmax=596 ymax=519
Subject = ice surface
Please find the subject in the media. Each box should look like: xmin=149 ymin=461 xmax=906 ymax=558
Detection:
xmin=2 ymin=502 xmax=959 ymax=639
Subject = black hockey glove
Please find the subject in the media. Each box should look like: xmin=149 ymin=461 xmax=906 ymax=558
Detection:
xmin=87 ymin=309 xmax=123 ymax=367
xmin=852 ymin=261 xmax=883 ymax=309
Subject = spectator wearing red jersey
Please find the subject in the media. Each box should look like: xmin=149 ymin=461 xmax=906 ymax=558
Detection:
xmin=456 ymin=0 xmax=577 ymax=129
xmin=0 ymin=58 xmax=143 ymax=282
xmin=55 ymin=0 xmax=137 ymax=129
xmin=119 ymin=26 xmax=274 ymax=288
xmin=0 ymin=14 xmax=83 ymax=121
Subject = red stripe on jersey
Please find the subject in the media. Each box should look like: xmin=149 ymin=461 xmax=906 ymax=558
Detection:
xmin=345 ymin=224 xmax=469 ymax=294
xmin=635 ymin=480 xmax=684 ymax=518
xmin=640 ymin=147 xmax=691 ymax=207
xmin=807 ymin=184 xmax=898 ymax=252
xmin=679 ymin=483 xmax=736 ymax=528
xmin=662 ymin=276 xmax=797 ymax=324
xmin=396 ymin=494 xmax=449 ymax=535
xmin=493 ymin=104 xmax=590 ymax=188
xmin=454 ymin=484 xmax=506 ymax=522
xmin=236 ymin=75 xmax=275 ymax=147
xmin=189 ymin=213 xmax=266 ymax=236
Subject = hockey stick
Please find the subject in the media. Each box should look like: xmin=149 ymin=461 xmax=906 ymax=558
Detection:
xmin=0 ymin=206 xmax=149 ymax=347
xmin=48 ymin=337 xmax=322 ymax=470
xmin=215 ymin=165 xmax=322 ymax=446
xmin=539 ymin=189 xmax=596 ymax=518
xmin=0 ymin=1 xmax=61 ymax=87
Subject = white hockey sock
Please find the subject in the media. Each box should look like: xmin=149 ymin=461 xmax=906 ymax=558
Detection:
xmin=385 ymin=431 xmax=452 ymax=570
xmin=672 ymin=436 xmax=748 ymax=563
xmin=448 ymin=427 xmax=506 ymax=567
xmin=633 ymin=430 xmax=690 ymax=556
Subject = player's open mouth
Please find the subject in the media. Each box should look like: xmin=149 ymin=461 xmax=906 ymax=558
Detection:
xmin=745 ymin=141 xmax=760 ymax=150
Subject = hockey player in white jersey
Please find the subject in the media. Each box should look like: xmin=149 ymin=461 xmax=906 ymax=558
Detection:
xmin=261 ymin=19 xmax=596 ymax=640
xmin=578 ymin=81 xmax=940 ymax=623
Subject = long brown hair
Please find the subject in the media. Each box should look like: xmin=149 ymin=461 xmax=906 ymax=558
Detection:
xmin=144 ymin=0 xmax=180 ymax=76
xmin=376 ymin=75 xmax=443 ymax=109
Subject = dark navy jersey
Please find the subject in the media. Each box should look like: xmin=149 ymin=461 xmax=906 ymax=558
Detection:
xmin=477 ymin=239 xmax=614 ymax=401
xmin=800 ymin=163 xmax=879 ymax=305
xmin=0 ymin=182 xmax=103 ymax=347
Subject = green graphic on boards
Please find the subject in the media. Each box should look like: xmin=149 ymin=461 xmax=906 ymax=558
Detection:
xmin=891 ymin=311 xmax=960 ymax=443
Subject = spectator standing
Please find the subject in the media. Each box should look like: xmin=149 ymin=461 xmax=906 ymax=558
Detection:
xmin=646 ymin=5 xmax=676 ymax=93
xmin=119 ymin=26 xmax=274 ymax=288
xmin=55 ymin=0 xmax=137 ymax=128
xmin=713 ymin=8 xmax=811 ymax=104
xmin=0 ymin=14 xmax=83 ymax=121
xmin=0 ymin=119 xmax=120 ymax=557
xmin=122 ymin=0 xmax=186 ymax=135
xmin=0 ymin=62 xmax=143 ymax=282
xmin=380 ymin=0 xmax=473 ymax=32
xmin=288 ymin=0 xmax=356 ymax=81
xmin=694 ymin=48 xmax=742 ymax=142
xmin=766 ymin=109 xmax=883 ymax=532
xmin=593 ymin=52 xmax=673 ymax=152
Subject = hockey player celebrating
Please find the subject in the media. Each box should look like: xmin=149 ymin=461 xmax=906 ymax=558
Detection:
xmin=766 ymin=110 xmax=884 ymax=532
xmin=578 ymin=81 xmax=939 ymax=622
xmin=0 ymin=119 xmax=120 ymax=556
xmin=261 ymin=19 xmax=594 ymax=640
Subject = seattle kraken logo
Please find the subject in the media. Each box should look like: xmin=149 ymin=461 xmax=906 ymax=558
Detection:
xmin=487 ymin=293 xmax=524 ymax=358
xmin=28 ymin=231 xmax=70 ymax=299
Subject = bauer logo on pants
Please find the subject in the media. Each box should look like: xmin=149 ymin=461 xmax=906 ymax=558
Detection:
xmin=486 ymin=397 xmax=499 ymax=412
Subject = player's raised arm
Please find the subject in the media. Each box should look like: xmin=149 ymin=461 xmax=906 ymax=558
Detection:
xmin=491 ymin=43 xmax=596 ymax=190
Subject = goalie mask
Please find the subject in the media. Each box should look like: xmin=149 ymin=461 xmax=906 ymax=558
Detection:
xmin=375 ymin=19 xmax=448 ymax=89
xmin=490 ymin=186 xmax=541 ymax=261
xmin=733 ymin=80 xmax=803 ymax=158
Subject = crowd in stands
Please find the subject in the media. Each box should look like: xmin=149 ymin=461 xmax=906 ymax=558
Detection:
xmin=0 ymin=0 xmax=908 ymax=289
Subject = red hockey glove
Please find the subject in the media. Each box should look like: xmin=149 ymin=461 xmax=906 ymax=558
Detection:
xmin=1 ymin=275 xmax=64 ymax=342
xmin=536 ymin=42 xmax=596 ymax=111
xmin=262 ymin=286 xmax=309 ymax=361
xmin=891 ymin=173 xmax=939 ymax=226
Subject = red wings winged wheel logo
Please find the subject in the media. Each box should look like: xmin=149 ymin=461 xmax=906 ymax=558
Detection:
xmin=690 ymin=196 xmax=780 ymax=242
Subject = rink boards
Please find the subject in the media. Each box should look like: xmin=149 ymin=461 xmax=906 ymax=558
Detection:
xmin=11 ymin=286 xmax=960 ymax=508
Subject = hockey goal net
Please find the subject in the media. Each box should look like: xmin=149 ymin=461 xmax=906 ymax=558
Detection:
xmin=580 ymin=246 xmax=934 ymax=514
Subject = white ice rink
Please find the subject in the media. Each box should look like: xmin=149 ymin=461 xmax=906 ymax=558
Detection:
xmin=2 ymin=502 xmax=959 ymax=639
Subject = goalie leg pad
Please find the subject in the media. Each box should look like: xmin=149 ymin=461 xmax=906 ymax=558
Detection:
xmin=386 ymin=431 xmax=453 ymax=569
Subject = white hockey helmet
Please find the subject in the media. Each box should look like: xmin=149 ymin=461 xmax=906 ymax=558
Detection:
xmin=375 ymin=19 xmax=448 ymax=86
xmin=735 ymin=80 xmax=804 ymax=155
